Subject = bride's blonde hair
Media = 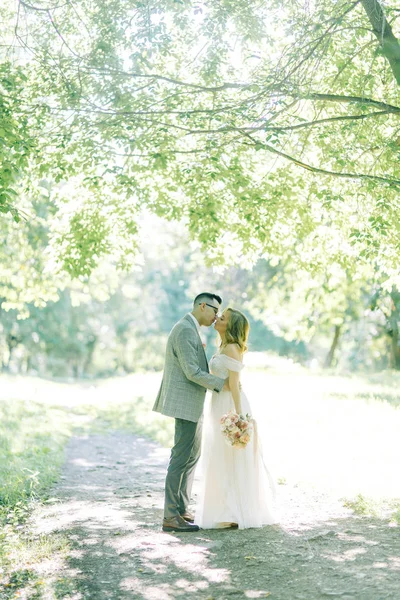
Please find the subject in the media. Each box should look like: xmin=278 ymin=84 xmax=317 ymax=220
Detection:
xmin=220 ymin=308 xmax=250 ymax=353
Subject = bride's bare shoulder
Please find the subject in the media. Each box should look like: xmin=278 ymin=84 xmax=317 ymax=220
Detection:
xmin=222 ymin=343 xmax=243 ymax=362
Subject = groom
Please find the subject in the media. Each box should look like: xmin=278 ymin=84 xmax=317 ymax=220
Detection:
xmin=153 ymin=292 xmax=226 ymax=532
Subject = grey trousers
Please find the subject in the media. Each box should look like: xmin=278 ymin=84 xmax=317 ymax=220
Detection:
xmin=164 ymin=416 xmax=203 ymax=519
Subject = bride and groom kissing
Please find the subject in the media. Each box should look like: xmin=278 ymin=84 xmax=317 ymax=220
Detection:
xmin=153 ymin=292 xmax=276 ymax=532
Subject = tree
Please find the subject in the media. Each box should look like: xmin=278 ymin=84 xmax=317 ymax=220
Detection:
xmin=370 ymin=285 xmax=400 ymax=369
xmin=0 ymin=62 xmax=35 ymax=224
xmin=0 ymin=0 xmax=398 ymax=282
xmin=244 ymin=256 xmax=380 ymax=368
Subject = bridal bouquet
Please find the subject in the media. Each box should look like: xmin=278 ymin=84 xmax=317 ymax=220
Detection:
xmin=220 ymin=410 xmax=253 ymax=448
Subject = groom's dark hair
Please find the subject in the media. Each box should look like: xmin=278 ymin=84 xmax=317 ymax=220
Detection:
xmin=194 ymin=292 xmax=222 ymax=306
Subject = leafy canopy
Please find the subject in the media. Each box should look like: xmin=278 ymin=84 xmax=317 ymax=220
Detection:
xmin=1 ymin=0 xmax=400 ymax=284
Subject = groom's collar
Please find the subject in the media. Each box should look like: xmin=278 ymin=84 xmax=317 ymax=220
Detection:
xmin=187 ymin=312 xmax=201 ymax=334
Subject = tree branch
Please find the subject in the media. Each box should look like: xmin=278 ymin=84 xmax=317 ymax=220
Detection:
xmin=302 ymin=93 xmax=400 ymax=113
xmin=101 ymin=68 xmax=251 ymax=93
xmin=242 ymin=132 xmax=400 ymax=187
xmin=274 ymin=1 xmax=362 ymax=88
xmin=19 ymin=0 xmax=68 ymax=11
xmin=268 ymin=110 xmax=392 ymax=132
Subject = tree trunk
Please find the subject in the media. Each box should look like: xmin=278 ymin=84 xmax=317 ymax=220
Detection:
xmin=5 ymin=333 xmax=20 ymax=371
xmin=4 ymin=346 xmax=13 ymax=371
xmin=388 ymin=322 xmax=400 ymax=369
xmin=83 ymin=336 xmax=97 ymax=374
xmin=324 ymin=325 xmax=342 ymax=368
xmin=361 ymin=0 xmax=400 ymax=85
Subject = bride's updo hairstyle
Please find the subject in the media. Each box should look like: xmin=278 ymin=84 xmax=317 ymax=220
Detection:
xmin=222 ymin=308 xmax=250 ymax=353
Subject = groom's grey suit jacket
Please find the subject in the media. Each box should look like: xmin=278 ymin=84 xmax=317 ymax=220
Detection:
xmin=153 ymin=314 xmax=225 ymax=423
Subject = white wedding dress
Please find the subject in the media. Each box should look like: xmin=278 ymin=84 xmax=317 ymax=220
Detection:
xmin=195 ymin=353 xmax=277 ymax=529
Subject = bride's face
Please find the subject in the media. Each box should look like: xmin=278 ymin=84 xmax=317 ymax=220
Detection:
xmin=214 ymin=310 xmax=230 ymax=335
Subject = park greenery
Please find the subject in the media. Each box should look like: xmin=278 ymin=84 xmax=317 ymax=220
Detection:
xmin=1 ymin=3 xmax=400 ymax=594
xmin=1 ymin=370 xmax=400 ymax=596
xmin=1 ymin=0 xmax=400 ymax=373
xmin=1 ymin=0 xmax=400 ymax=263
xmin=0 ymin=213 xmax=399 ymax=375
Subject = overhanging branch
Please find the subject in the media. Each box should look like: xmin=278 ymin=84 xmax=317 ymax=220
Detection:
xmin=268 ymin=110 xmax=392 ymax=132
xmin=302 ymin=93 xmax=400 ymax=113
xmin=242 ymin=132 xmax=400 ymax=187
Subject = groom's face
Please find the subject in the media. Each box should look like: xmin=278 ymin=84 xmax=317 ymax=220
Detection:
xmin=200 ymin=299 xmax=221 ymax=326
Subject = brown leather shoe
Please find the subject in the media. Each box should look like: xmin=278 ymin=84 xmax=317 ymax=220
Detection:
xmin=180 ymin=511 xmax=195 ymax=523
xmin=162 ymin=515 xmax=200 ymax=532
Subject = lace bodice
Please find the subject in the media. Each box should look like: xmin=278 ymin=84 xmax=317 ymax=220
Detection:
xmin=209 ymin=353 xmax=245 ymax=379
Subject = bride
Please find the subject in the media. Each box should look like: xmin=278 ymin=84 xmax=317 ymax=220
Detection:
xmin=195 ymin=307 xmax=277 ymax=529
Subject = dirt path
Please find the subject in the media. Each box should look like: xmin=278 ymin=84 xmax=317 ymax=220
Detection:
xmin=31 ymin=432 xmax=400 ymax=600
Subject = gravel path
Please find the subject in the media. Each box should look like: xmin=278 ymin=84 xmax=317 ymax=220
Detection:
xmin=31 ymin=432 xmax=400 ymax=600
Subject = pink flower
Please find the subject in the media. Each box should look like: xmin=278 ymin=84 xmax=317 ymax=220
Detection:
xmin=220 ymin=411 xmax=253 ymax=448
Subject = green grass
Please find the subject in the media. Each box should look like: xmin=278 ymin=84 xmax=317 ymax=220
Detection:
xmin=0 ymin=376 xmax=172 ymax=523
xmin=0 ymin=399 xmax=74 ymax=520
xmin=0 ymin=373 xmax=175 ymax=597
xmin=342 ymin=493 xmax=400 ymax=523
xmin=0 ymin=397 xmax=77 ymax=595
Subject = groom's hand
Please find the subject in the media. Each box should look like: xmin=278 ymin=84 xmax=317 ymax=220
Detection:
xmin=221 ymin=379 xmax=242 ymax=391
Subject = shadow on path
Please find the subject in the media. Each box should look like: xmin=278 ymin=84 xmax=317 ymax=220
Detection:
xmin=30 ymin=432 xmax=400 ymax=600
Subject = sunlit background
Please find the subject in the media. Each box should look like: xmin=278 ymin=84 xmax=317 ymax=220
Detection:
xmin=2 ymin=0 xmax=400 ymax=596
xmin=2 ymin=214 xmax=400 ymax=504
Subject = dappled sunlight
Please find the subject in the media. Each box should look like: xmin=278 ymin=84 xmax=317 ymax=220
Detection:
xmin=28 ymin=428 xmax=281 ymax=599
xmin=389 ymin=557 xmax=400 ymax=570
xmin=113 ymin=529 xmax=231 ymax=597
xmin=133 ymin=538 xmax=229 ymax=582
xmin=119 ymin=578 xmax=187 ymax=600
xmin=110 ymin=530 xmax=230 ymax=581
xmin=325 ymin=547 xmax=367 ymax=562
xmin=337 ymin=531 xmax=379 ymax=545
xmin=34 ymin=499 xmax=139 ymax=535
xmin=70 ymin=458 xmax=97 ymax=468
xmin=31 ymin=432 xmax=170 ymax=547
xmin=3 ymin=371 xmax=400 ymax=598
xmin=108 ymin=531 xmax=181 ymax=553
xmin=21 ymin=423 xmax=400 ymax=600
xmin=175 ymin=578 xmax=209 ymax=591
